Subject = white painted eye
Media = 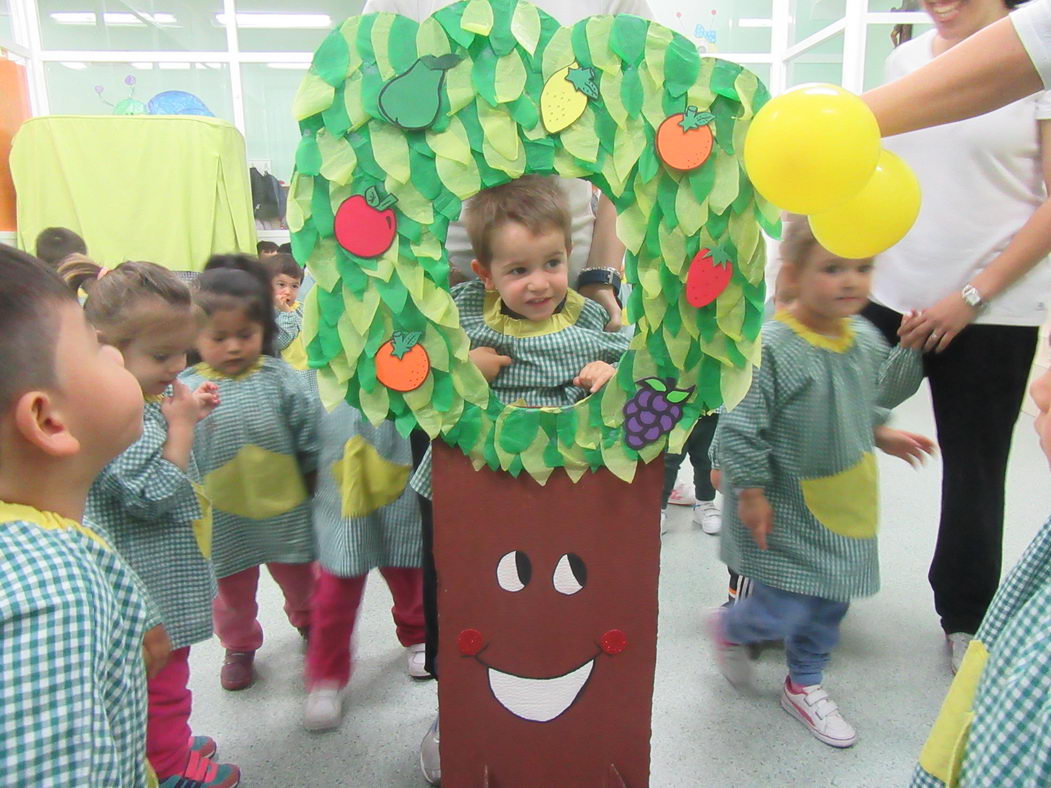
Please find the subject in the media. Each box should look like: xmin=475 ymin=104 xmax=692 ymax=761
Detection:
xmin=496 ymin=550 xmax=531 ymax=592
xmin=553 ymin=553 xmax=587 ymax=596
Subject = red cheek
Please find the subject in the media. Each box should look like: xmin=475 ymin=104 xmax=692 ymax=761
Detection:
xmin=600 ymin=629 xmax=628 ymax=655
xmin=458 ymin=628 xmax=484 ymax=656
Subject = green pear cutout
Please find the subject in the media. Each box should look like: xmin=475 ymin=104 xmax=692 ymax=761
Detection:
xmin=378 ymin=54 xmax=461 ymax=131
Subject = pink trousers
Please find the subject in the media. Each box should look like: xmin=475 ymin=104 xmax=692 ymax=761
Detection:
xmin=147 ymin=646 xmax=193 ymax=779
xmin=305 ymin=567 xmax=425 ymax=689
xmin=213 ymin=562 xmax=315 ymax=651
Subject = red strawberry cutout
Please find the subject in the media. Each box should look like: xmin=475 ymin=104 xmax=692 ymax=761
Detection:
xmin=685 ymin=244 xmax=734 ymax=308
xmin=334 ymin=185 xmax=399 ymax=258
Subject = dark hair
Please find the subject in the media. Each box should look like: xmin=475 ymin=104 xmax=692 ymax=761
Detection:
xmin=58 ymin=258 xmax=192 ymax=348
xmin=193 ymin=268 xmax=277 ymax=356
xmin=0 ymin=244 xmax=79 ymax=417
xmin=35 ymin=227 xmax=87 ymax=266
xmin=263 ymin=253 xmax=303 ymax=283
xmin=257 ymin=240 xmax=279 ymax=255
xmin=277 ymin=242 xmax=292 ymax=254
xmin=1006 ymin=1 xmax=1030 ymax=8
xmin=202 ymin=254 xmax=278 ymax=355
xmin=463 ymin=175 xmax=572 ymax=266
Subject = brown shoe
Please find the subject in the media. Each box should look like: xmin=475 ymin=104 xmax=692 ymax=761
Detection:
xmin=220 ymin=650 xmax=255 ymax=691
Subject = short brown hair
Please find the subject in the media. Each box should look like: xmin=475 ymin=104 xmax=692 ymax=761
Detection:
xmin=778 ymin=214 xmax=823 ymax=270
xmin=263 ymin=253 xmax=303 ymax=283
xmin=463 ymin=176 xmax=572 ymax=266
xmin=35 ymin=227 xmax=87 ymax=266
xmin=0 ymin=245 xmax=78 ymax=417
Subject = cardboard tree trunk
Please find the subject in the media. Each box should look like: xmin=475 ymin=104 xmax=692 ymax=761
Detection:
xmin=432 ymin=441 xmax=663 ymax=787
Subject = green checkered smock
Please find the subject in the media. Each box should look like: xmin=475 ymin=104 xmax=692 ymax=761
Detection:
xmin=910 ymin=516 xmax=1051 ymax=788
xmin=179 ymin=357 xmax=320 ymax=578
xmin=314 ymin=403 xmax=422 ymax=577
xmin=0 ymin=503 xmax=151 ymax=787
xmin=410 ymin=281 xmax=630 ymax=499
xmin=275 ymin=306 xmax=300 ymax=354
xmin=86 ymin=392 xmax=216 ymax=650
xmin=717 ymin=312 xmax=922 ymax=602
xmin=276 ymin=304 xmax=319 ymax=397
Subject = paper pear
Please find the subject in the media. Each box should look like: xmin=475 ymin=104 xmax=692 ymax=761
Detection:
xmin=378 ymin=54 xmax=461 ymax=131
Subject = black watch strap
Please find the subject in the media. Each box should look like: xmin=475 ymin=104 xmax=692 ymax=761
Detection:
xmin=576 ymin=266 xmax=622 ymax=296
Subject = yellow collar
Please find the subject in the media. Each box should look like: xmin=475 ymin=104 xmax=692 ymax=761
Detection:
xmin=193 ymin=357 xmax=265 ymax=381
xmin=144 ymin=393 xmax=165 ymax=404
xmin=775 ymin=310 xmax=854 ymax=353
xmin=482 ymin=289 xmax=585 ymax=338
xmin=0 ymin=500 xmax=110 ymax=549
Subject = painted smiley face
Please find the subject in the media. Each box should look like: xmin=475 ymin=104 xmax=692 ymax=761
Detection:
xmin=457 ymin=551 xmax=629 ymax=723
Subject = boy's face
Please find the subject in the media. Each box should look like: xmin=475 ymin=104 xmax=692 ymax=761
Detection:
xmin=473 ymin=222 xmax=570 ymax=323
xmin=120 ymin=305 xmax=196 ymax=396
xmin=792 ymin=247 xmax=873 ymax=322
xmin=1030 ymin=361 xmax=1051 ymax=467
xmin=53 ymin=303 xmax=143 ymax=464
xmin=273 ymin=274 xmax=301 ymax=306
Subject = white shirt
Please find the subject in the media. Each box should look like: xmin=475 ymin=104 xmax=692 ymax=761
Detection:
xmin=874 ymin=30 xmax=1051 ymax=326
xmin=1013 ymin=0 xmax=1051 ymax=89
xmin=359 ymin=0 xmax=654 ymax=281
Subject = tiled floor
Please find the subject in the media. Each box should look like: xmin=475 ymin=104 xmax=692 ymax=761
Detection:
xmin=186 ymin=384 xmax=1051 ymax=786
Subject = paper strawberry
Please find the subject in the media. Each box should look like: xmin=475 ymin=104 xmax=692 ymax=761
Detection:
xmin=685 ymin=244 xmax=734 ymax=308
xmin=334 ymin=185 xmax=399 ymax=258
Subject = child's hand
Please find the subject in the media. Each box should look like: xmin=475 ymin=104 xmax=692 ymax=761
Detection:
xmin=274 ymin=292 xmax=295 ymax=312
xmin=737 ymin=488 xmax=773 ymax=550
xmin=469 ymin=347 xmax=512 ymax=382
xmin=875 ymin=425 xmax=937 ymax=467
xmin=710 ymin=468 xmax=723 ymax=492
xmin=192 ymin=382 xmax=220 ymax=421
xmin=143 ymin=624 xmax=172 ymax=679
xmin=161 ymin=381 xmax=205 ymax=429
xmin=573 ymin=361 xmax=616 ymax=393
xmin=897 ymin=310 xmax=928 ymax=351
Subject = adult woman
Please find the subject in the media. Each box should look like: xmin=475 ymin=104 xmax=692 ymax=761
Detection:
xmin=862 ymin=0 xmax=1051 ymax=674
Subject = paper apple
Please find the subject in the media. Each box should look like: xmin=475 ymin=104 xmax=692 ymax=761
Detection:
xmin=334 ymin=185 xmax=398 ymax=258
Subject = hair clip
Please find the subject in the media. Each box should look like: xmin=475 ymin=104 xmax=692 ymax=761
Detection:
xmin=96 ymin=266 xmax=111 ymax=279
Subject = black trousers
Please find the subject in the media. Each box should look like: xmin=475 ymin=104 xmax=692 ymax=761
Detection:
xmin=661 ymin=413 xmax=719 ymax=507
xmin=862 ymin=302 xmax=1038 ymax=634
xmin=409 ymin=432 xmax=440 ymax=680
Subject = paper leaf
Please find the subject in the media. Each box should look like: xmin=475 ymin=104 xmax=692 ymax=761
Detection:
xmin=643 ymin=25 xmax=673 ymax=88
xmin=510 ymin=1 xmax=541 ymax=56
xmin=565 ymin=66 xmax=600 ymax=100
xmin=370 ymin=123 xmax=411 ymax=185
xmin=710 ymin=153 xmax=741 ymax=215
xmin=495 ymin=50 xmax=528 ymax=104
xmin=585 ymin=16 xmax=617 ymax=73
xmin=426 ymin=114 xmax=472 ymax=166
xmin=371 ymin=14 xmax=397 ymax=80
xmin=293 ymin=73 xmax=335 ymax=121
xmin=498 ymin=407 xmax=540 ymax=454
xmin=664 ymin=36 xmax=700 ymax=98
xmin=542 ymin=26 xmax=574 ymax=81
xmin=444 ymin=57 xmax=476 ymax=114
xmin=477 ymin=100 xmax=521 ymax=162
xmin=436 ymin=153 xmax=482 ymax=199
xmin=560 ymin=105 xmax=598 ymax=163
xmin=598 ymin=67 xmax=627 ymax=128
xmin=313 ymin=29 xmax=350 ymax=87
xmin=461 ymin=0 xmax=494 ymax=35
xmin=417 ymin=15 xmax=452 ymax=57
xmin=610 ymin=14 xmax=648 ymax=66
xmin=316 ymin=129 xmax=357 ymax=185
xmin=295 ymin=133 xmax=322 ymax=176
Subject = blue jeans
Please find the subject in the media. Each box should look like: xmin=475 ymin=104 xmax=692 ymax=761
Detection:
xmin=723 ymin=581 xmax=849 ymax=686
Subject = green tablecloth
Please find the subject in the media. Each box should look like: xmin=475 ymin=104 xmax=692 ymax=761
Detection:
xmin=11 ymin=115 xmax=256 ymax=271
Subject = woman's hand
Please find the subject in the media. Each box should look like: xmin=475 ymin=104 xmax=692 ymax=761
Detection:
xmin=897 ymin=293 xmax=978 ymax=353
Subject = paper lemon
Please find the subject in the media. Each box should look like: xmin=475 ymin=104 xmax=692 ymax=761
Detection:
xmin=541 ymin=62 xmax=596 ymax=134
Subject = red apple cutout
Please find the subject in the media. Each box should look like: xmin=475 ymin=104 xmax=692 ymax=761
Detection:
xmin=685 ymin=244 xmax=734 ymax=308
xmin=334 ymin=185 xmax=399 ymax=258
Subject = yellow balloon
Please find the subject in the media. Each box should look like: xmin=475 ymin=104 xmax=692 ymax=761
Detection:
xmin=744 ymin=84 xmax=881 ymax=214
xmin=810 ymin=149 xmax=921 ymax=259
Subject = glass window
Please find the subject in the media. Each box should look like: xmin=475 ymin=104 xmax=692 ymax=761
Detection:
xmin=233 ymin=0 xmax=364 ymax=52
xmin=786 ymin=30 xmax=843 ymax=87
xmin=44 ymin=60 xmax=234 ymax=121
xmin=1 ymin=0 xmax=14 ymax=46
xmin=868 ymin=0 xmax=923 ymax=10
xmin=790 ymin=0 xmax=845 ymax=45
xmin=240 ymin=61 xmax=305 ymax=185
xmin=38 ymin=0 xmax=227 ymax=51
xmin=650 ymin=0 xmax=774 ymax=55
xmin=864 ymin=21 xmax=932 ymax=90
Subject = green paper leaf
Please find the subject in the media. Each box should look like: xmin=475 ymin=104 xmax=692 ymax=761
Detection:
xmin=495 ymin=50 xmax=527 ymax=104
xmin=489 ymin=0 xmax=516 ymax=56
xmin=499 ymin=407 xmax=540 ymax=454
xmin=542 ymin=26 xmax=574 ymax=81
xmin=313 ymin=29 xmax=350 ymax=87
xmin=620 ymin=67 xmax=644 ymax=118
xmin=461 ymin=0 xmax=494 ymax=35
xmin=664 ymin=36 xmax=700 ymax=98
xmin=509 ymin=94 xmax=540 ymax=130
xmin=316 ymin=128 xmax=357 ymax=185
xmin=560 ymin=105 xmax=598 ymax=163
xmin=598 ymin=67 xmax=627 ymax=127
xmin=524 ymin=138 xmax=555 ymax=173
xmin=472 ymin=43 xmax=500 ymax=106
xmin=371 ymin=123 xmax=411 ymax=185
xmin=291 ymin=224 xmax=318 ymax=267
xmin=711 ymin=153 xmax=740 ymax=215
xmin=434 ymin=3 xmax=474 ymax=49
xmin=310 ymin=177 xmax=335 ymax=238
xmin=643 ymin=25 xmax=673 ymax=87
xmin=416 ymin=15 xmax=452 ymax=57
xmin=371 ymin=14 xmax=397 ymax=80
xmin=565 ymin=66 xmax=600 ymax=100
xmin=293 ymin=72 xmax=335 ymax=121
xmin=388 ymin=16 xmax=420 ymax=73
xmin=426 ymin=114 xmax=472 ymax=166
xmin=585 ymin=16 xmax=617 ymax=73
xmin=435 ymin=155 xmax=482 ymax=199
xmin=511 ymin=1 xmax=541 ymax=56
xmin=712 ymin=60 xmax=742 ymax=101
xmin=477 ymin=100 xmax=520 ymax=162
xmin=612 ymin=118 xmax=646 ymax=184
xmin=611 ymin=14 xmax=648 ymax=66
xmin=444 ymin=57 xmax=475 ymax=114
xmin=295 ymin=133 xmax=322 ymax=176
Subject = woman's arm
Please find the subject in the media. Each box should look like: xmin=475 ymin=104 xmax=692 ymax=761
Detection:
xmin=578 ymin=194 xmax=626 ymax=331
xmin=864 ymin=14 xmax=1043 ymax=137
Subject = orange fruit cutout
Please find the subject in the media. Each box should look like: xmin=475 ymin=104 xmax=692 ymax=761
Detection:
xmin=656 ymin=105 xmax=715 ymax=171
xmin=375 ymin=330 xmax=431 ymax=392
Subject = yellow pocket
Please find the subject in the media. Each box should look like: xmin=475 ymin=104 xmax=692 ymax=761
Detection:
xmin=282 ymin=335 xmax=309 ymax=371
xmin=204 ymin=445 xmax=307 ymax=520
xmin=800 ymin=452 xmax=878 ymax=539
xmin=331 ymin=435 xmax=411 ymax=518
xmin=919 ymin=639 xmax=989 ymax=786
xmin=190 ymin=482 xmax=213 ymax=559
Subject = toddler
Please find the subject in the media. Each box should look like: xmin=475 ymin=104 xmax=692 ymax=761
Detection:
xmin=263 ymin=252 xmax=309 ymax=372
xmin=35 ymin=225 xmax=87 ymax=267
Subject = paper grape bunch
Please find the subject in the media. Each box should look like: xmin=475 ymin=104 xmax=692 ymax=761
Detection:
xmin=289 ymin=0 xmax=779 ymax=484
xmin=623 ymin=378 xmax=694 ymax=451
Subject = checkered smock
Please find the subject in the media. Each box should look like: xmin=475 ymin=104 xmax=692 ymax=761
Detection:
xmin=717 ymin=312 xmax=922 ymax=602
xmin=910 ymin=516 xmax=1051 ymax=788
xmin=179 ymin=357 xmax=320 ymax=578
xmin=86 ymin=393 xmax=216 ymax=650
xmin=410 ymin=281 xmax=631 ymax=498
xmin=0 ymin=503 xmax=151 ymax=787
xmin=314 ymin=403 xmax=422 ymax=577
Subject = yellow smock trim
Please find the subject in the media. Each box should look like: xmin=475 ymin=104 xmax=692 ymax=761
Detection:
xmin=144 ymin=394 xmax=164 ymax=404
xmin=331 ymin=435 xmax=411 ymax=518
xmin=801 ymin=452 xmax=878 ymax=539
xmin=919 ymin=638 xmax=989 ymax=785
xmin=775 ymin=310 xmax=854 ymax=353
xmin=482 ymin=288 xmax=585 ymax=338
xmin=190 ymin=482 xmax=213 ymax=559
xmin=0 ymin=500 xmax=110 ymax=549
xmin=192 ymin=358 xmax=265 ymax=381
xmin=203 ymin=444 xmax=307 ymax=520
xmin=282 ymin=336 xmax=309 ymax=371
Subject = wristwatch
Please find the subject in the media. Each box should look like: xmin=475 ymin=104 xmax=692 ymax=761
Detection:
xmin=576 ymin=266 xmax=623 ymax=298
xmin=961 ymin=284 xmax=987 ymax=310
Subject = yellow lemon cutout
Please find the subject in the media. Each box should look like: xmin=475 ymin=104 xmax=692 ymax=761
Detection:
xmin=204 ymin=444 xmax=308 ymax=520
xmin=331 ymin=435 xmax=412 ymax=518
xmin=800 ymin=452 xmax=878 ymax=539
xmin=540 ymin=62 xmax=594 ymax=133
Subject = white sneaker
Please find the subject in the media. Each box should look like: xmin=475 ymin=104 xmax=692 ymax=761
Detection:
xmin=947 ymin=632 xmax=974 ymax=675
xmin=406 ymin=643 xmax=429 ymax=679
xmin=706 ymin=608 xmax=753 ymax=689
xmin=780 ymin=679 xmax=857 ymax=748
xmin=668 ymin=481 xmax=696 ymax=506
xmin=693 ymin=500 xmax=721 ymax=535
xmin=419 ymin=714 xmax=440 ymax=785
xmin=660 ymin=507 xmax=668 ymax=534
xmin=303 ymin=682 xmax=343 ymax=731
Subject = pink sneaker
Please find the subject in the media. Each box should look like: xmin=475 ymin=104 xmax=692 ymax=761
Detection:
xmin=780 ymin=678 xmax=857 ymax=748
xmin=705 ymin=609 xmax=753 ymax=689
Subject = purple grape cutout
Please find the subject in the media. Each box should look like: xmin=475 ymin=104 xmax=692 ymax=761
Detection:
xmin=622 ymin=377 xmax=694 ymax=450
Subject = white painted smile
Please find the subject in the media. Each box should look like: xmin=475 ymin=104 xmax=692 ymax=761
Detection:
xmin=487 ymin=658 xmax=595 ymax=722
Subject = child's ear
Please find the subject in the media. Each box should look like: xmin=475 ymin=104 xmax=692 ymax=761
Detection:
xmin=12 ymin=390 xmax=81 ymax=458
xmin=470 ymin=260 xmax=495 ymax=290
